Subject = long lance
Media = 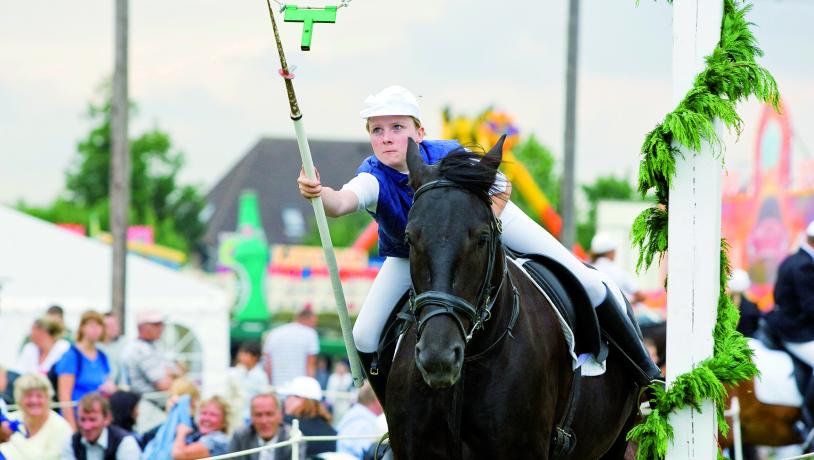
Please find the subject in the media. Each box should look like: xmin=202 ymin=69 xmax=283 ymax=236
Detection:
xmin=264 ymin=0 xmax=364 ymax=388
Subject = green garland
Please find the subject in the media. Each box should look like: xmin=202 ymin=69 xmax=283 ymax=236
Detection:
xmin=626 ymin=1 xmax=779 ymax=458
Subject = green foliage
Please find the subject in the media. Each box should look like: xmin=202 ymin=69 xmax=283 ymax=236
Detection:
xmin=628 ymin=1 xmax=776 ymax=458
xmin=22 ymin=86 xmax=205 ymax=254
xmin=507 ymin=135 xmax=560 ymax=221
xmin=576 ymin=175 xmax=636 ymax=250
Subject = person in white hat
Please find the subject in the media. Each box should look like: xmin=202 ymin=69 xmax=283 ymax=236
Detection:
xmin=766 ymin=219 xmax=814 ymax=437
xmin=277 ymin=377 xmax=336 ymax=458
xmin=726 ymin=268 xmax=762 ymax=338
xmin=297 ymin=85 xmax=663 ymax=405
xmin=589 ymin=232 xmax=645 ymax=305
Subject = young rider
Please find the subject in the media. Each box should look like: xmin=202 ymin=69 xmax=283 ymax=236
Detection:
xmin=297 ymin=85 xmax=662 ymax=402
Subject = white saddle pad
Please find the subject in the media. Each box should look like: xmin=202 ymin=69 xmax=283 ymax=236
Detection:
xmin=749 ymin=338 xmax=804 ymax=407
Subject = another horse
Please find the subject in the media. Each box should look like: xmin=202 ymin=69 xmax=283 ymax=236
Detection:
xmin=384 ymin=137 xmax=641 ymax=459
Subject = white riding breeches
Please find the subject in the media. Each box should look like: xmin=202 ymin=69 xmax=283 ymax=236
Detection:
xmin=784 ymin=340 xmax=814 ymax=369
xmin=352 ymin=200 xmax=618 ymax=353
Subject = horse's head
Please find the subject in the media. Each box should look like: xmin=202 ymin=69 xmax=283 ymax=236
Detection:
xmin=405 ymin=136 xmax=505 ymax=389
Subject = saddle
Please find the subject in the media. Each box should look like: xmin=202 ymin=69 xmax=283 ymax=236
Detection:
xmin=509 ymin=251 xmax=607 ymax=362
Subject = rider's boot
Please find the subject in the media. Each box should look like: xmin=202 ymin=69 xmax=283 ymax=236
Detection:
xmin=594 ymin=287 xmax=665 ymax=399
xmin=358 ymin=351 xmax=388 ymax=409
xmin=797 ymin=378 xmax=814 ymax=451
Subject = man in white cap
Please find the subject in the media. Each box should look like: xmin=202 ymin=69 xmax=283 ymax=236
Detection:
xmin=767 ymin=219 xmax=814 ymax=437
xmin=727 ymin=268 xmax=762 ymax=338
xmin=589 ymin=232 xmax=645 ymax=305
xmin=297 ymin=85 xmax=663 ymax=407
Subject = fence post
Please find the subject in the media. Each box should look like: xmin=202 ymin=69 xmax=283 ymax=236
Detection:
xmin=290 ymin=418 xmax=302 ymax=460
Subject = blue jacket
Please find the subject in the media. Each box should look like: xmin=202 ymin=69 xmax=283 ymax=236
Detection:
xmin=356 ymin=140 xmax=462 ymax=257
xmin=767 ymin=248 xmax=814 ymax=342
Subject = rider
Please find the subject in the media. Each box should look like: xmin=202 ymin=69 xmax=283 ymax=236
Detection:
xmin=767 ymin=220 xmax=814 ymax=440
xmin=296 ymin=85 xmax=663 ymax=404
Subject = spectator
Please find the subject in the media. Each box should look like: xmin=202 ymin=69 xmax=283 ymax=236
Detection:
xmin=0 ymin=373 xmax=72 ymax=460
xmin=120 ymin=309 xmax=177 ymax=395
xmin=45 ymin=305 xmax=73 ymax=341
xmin=263 ymin=308 xmax=320 ymax=387
xmin=767 ymin=219 xmax=814 ymax=436
xmin=15 ymin=317 xmax=70 ymax=376
xmin=54 ymin=310 xmax=115 ymax=431
xmin=325 ymin=360 xmax=354 ymax=422
xmin=336 ymin=382 xmax=384 ymax=459
xmin=99 ymin=312 xmax=126 ymax=384
xmin=728 ymin=268 xmax=762 ymax=338
xmin=227 ymin=393 xmax=304 ymax=460
xmin=120 ymin=309 xmax=179 ymax=432
xmin=109 ymin=391 xmax=141 ymax=439
xmin=279 ymin=376 xmax=336 ymax=457
xmin=59 ymin=392 xmax=141 ymax=460
xmin=589 ymin=232 xmax=646 ymax=304
xmin=228 ymin=342 xmax=269 ymax=422
xmin=140 ymin=377 xmax=201 ymax=447
xmin=315 ymin=356 xmax=330 ymax=390
xmin=172 ymin=396 xmax=231 ymax=459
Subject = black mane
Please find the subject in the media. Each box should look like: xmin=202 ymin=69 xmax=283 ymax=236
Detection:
xmin=436 ymin=148 xmax=501 ymax=198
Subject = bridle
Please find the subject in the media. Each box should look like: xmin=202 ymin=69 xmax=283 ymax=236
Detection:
xmin=408 ymin=179 xmax=506 ymax=344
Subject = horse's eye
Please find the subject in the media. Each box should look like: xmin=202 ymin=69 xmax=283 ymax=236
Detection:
xmin=479 ymin=233 xmax=490 ymax=246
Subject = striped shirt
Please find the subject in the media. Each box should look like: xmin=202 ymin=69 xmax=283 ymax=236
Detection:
xmin=263 ymin=323 xmax=319 ymax=387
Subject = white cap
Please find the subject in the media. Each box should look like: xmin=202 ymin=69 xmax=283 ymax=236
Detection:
xmin=590 ymin=232 xmax=618 ymax=255
xmin=807 ymin=220 xmax=814 ymax=237
xmin=728 ymin=269 xmax=751 ymax=293
xmin=136 ymin=309 xmax=166 ymax=324
xmin=359 ymin=85 xmax=421 ymax=121
xmin=277 ymin=376 xmax=323 ymax=401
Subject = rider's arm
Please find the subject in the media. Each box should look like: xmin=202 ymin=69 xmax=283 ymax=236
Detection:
xmin=297 ymin=167 xmax=360 ymax=217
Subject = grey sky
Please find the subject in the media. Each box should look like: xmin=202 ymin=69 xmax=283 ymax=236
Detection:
xmin=1 ymin=0 xmax=811 ymax=205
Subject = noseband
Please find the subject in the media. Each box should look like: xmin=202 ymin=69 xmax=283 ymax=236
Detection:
xmin=408 ymin=179 xmax=505 ymax=343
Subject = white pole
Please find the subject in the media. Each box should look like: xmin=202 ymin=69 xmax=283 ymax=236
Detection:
xmin=290 ymin=418 xmax=301 ymax=460
xmin=666 ymin=1 xmax=723 ymax=459
xmin=732 ymin=397 xmax=743 ymax=460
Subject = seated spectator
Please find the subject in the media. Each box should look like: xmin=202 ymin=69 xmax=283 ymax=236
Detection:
xmin=100 ymin=312 xmax=126 ymax=384
xmin=54 ymin=310 xmax=116 ymax=430
xmin=59 ymin=392 xmax=141 ymax=460
xmin=228 ymin=341 xmax=269 ymax=422
xmin=728 ymin=268 xmax=763 ymax=338
xmin=280 ymin=376 xmax=336 ymax=457
xmin=109 ymin=390 xmax=141 ymax=443
xmin=0 ymin=373 xmax=72 ymax=460
xmin=227 ymin=393 xmax=304 ymax=460
xmin=336 ymin=383 xmax=384 ymax=459
xmin=172 ymin=396 xmax=231 ymax=459
xmin=15 ymin=317 xmax=70 ymax=376
xmin=140 ymin=377 xmax=201 ymax=448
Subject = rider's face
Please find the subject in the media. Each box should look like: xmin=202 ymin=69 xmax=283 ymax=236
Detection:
xmin=367 ymin=115 xmax=424 ymax=172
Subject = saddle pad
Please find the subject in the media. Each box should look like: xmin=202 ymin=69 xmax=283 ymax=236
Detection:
xmin=749 ymin=338 xmax=804 ymax=407
xmin=510 ymin=257 xmax=607 ymax=377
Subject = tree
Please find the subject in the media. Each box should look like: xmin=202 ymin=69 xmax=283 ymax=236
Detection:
xmin=22 ymin=87 xmax=205 ymax=254
xmin=576 ymin=175 xmax=636 ymax=250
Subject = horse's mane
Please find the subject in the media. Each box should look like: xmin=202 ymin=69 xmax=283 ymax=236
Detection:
xmin=436 ymin=148 xmax=503 ymax=198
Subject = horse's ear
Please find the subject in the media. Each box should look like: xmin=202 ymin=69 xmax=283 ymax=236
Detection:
xmin=482 ymin=134 xmax=506 ymax=171
xmin=406 ymin=138 xmax=431 ymax=190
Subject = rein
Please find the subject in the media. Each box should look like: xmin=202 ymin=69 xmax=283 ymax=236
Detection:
xmin=408 ymin=179 xmax=504 ymax=344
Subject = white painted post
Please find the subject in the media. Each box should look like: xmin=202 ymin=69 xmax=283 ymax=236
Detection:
xmin=666 ymin=1 xmax=724 ymax=459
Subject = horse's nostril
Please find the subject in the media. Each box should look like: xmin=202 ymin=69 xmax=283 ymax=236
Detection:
xmin=453 ymin=345 xmax=463 ymax=365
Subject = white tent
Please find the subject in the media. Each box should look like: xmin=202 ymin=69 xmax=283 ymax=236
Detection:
xmin=0 ymin=206 xmax=230 ymax=394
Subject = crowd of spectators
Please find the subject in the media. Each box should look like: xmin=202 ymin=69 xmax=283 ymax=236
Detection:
xmin=0 ymin=306 xmax=385 ymax=460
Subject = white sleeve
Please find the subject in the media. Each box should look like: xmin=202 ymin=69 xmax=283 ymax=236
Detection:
xmin=340 ymin=173 xmax=379 ymax=213
xmin=491 ymin=171 xmax=509 ymax=195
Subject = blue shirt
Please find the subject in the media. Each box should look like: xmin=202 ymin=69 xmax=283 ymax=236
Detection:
xmin=356 ymin=139 xmax=462 ymax=257
xmin=54 ymin=346 xmax=110 ymax=402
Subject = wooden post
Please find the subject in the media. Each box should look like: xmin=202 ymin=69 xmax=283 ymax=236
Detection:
xmin=111 ymin=0 xmax=129 ymax=332
xmin=666 ymin=1 xmax=723 ymax=458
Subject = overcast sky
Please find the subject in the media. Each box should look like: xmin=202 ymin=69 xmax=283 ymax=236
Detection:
xmin=1 ymin=0 xmax=812 ymax=206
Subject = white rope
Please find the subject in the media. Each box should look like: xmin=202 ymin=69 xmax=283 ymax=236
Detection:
xmin=781 ymin=453 xmax=814 ymax=460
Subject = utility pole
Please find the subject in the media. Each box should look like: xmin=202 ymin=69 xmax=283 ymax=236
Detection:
xmin=111 ymin=0 xmax=129 ymax=333
xmin=561 ymin=0 xmax=580 ymax=249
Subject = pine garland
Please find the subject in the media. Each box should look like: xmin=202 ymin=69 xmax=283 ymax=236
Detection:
xmin=627 ymin=1 xmax=779 ymax=458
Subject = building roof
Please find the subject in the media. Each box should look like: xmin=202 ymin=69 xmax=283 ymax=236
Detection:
xmin=204 ymin=137 xmax=372 ymax=247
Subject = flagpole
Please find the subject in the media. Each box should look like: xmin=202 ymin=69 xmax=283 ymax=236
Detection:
xmin=264 ymin=0 xmax=364 ymax=388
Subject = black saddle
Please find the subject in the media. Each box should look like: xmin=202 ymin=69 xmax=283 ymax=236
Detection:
xmin=508 ymin=251 xmax=606 ymax=362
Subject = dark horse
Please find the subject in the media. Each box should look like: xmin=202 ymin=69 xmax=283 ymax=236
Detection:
xmin=383 ymin=137 xmax=640 ymax=459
